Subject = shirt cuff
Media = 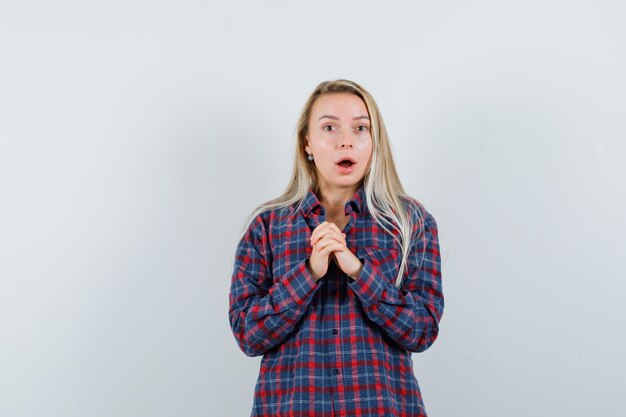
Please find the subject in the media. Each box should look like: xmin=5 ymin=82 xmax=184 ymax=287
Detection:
xmin=347 ymin=257 xmax=385 ymax=307
xmin=270 ymin=258 xmax=321 ymax=312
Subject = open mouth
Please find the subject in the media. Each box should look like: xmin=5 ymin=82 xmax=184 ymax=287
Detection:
xmin=337 ymin=160 xmax=355 ymax=168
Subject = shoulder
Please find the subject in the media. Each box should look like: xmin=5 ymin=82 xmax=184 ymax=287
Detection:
xmin=399 ymin=194 xmax=438 ymax=237
xmin=243 ymin=203 xmax=297 ymax=240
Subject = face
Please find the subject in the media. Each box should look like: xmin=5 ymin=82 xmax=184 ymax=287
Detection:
xmin=305 ymin=93 xmax=373 ymax=188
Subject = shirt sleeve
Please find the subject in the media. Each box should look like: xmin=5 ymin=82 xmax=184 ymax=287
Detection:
xmin=228 ymin=214 xmax=322 ymax=357
xmin=347 ymin=209 xmax=444 ymax=353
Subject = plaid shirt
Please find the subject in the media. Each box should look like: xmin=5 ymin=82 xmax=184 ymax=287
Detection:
xmin=229 ymin=183 xmax=444 ymax=417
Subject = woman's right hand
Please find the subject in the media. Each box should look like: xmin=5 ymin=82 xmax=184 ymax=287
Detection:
xmin=307 ymin=221 xmax=346 ymax=281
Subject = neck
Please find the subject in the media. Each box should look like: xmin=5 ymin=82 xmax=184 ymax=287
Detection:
xmin=316 ymin=182 xmax=358 ymax=216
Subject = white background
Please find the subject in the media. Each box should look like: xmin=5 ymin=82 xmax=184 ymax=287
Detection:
xmin=1 ymin=1 xmax=625 ymax=416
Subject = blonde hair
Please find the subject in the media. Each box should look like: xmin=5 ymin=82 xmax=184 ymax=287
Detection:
xmin=238 ymin=79 xmax=424 ymax=288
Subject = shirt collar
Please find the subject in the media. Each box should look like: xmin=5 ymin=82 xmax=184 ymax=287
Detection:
xmin=300 ymin=183 xmax=367 ymax=217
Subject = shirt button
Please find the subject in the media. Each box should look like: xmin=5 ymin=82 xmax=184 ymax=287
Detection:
xmin=332 ymin=328 xmax=338 ymax=334
xmin=333 ymin=369 xmax=339 ymax=375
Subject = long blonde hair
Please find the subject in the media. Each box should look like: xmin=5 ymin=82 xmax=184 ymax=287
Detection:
xmin=238 ymin=79 xmax=424 ymax=288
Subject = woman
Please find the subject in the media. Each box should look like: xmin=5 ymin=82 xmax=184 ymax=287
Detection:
xmin=228 ymin=79 xmax=444 ymax=417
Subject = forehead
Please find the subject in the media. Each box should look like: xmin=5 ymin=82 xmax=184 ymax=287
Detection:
xmin=311 ymin=93 xmax=369 ymax=119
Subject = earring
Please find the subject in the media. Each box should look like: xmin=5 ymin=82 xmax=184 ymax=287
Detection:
xmin=307 ymin=153 xmax=314 ymax=161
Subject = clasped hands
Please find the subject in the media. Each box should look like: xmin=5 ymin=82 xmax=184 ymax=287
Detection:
xmin=307 ymin=221 xmax=363 ymax=281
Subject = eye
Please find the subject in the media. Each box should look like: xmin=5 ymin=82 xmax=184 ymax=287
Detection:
xmin=323 ymin=124 xmax=336 ymax=132
xmin=357 ymin=125 xmax=369 ymax=132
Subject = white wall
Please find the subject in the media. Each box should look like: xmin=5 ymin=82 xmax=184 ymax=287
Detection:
xmin=1 ymin=1 xmax=624 ymax=416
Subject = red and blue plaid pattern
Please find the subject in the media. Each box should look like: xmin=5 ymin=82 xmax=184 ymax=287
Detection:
xmin=229 ymin=183 xmax=444 ymax=416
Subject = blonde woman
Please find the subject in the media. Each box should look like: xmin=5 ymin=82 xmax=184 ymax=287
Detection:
xmin=228 ymin=79 xmax=444 ymax=417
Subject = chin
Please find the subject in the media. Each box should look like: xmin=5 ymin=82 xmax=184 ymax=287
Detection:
xmin=336 ymin=177 xmax=363 ymax=186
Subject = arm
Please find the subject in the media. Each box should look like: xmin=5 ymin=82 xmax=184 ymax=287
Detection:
xmin=347 ymin=209 xmax=444 ymax=353
xmin=228 ymin=215 xmax=322 ymax=357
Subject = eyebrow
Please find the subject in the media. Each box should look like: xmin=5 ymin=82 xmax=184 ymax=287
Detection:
xmin=317 ymin=114 xmax=370 ymax=121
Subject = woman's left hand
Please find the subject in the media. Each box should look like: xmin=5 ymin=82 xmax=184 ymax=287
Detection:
xmin=331 ymin=248 xmax=363 ymax=280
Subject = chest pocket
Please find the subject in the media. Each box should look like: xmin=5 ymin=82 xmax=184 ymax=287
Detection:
xmin=357 ymin=246 xmax=403 ymax=285
xmin=356 ymin=226 xmax=405 ymax=283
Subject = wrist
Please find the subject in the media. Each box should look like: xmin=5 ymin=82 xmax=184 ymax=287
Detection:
xmin=349 ymin=261 xmax=363 ymax=281
xmin=306 ymin=259 xmax=321 ymax=281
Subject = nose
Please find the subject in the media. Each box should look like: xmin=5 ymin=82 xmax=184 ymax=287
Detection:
xmin=338 ymin=129 xmax=355 ymax=148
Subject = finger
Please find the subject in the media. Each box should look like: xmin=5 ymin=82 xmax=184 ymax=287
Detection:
xmin=327 ymin=222 xmax=342 ymax=233
xmin=314 ymin=229 xmax=344 ymax=246
xmin=334 ymin=232 xmax=346 ymax=246
xmin=310 ymin=221 xmax=330 ymax=245
xmin=318 ymin=241 xmax=344 ymax=257
xmin=314 ymin=234 xmax=347 ymax=253
xmin=311 ymin=222 xmax=346 ymax=245
xmin=329 ymin=228 xmax=347 ymax=244
xmin=318 ymin=229 xmax=346 ymax=247
xmin=311 ymin=221 xmax=345 ymax=242
xmin=311 ymin=224 xmax=335 ymax=246
xmin=313 ymin=234 xmax=340 ymax=252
